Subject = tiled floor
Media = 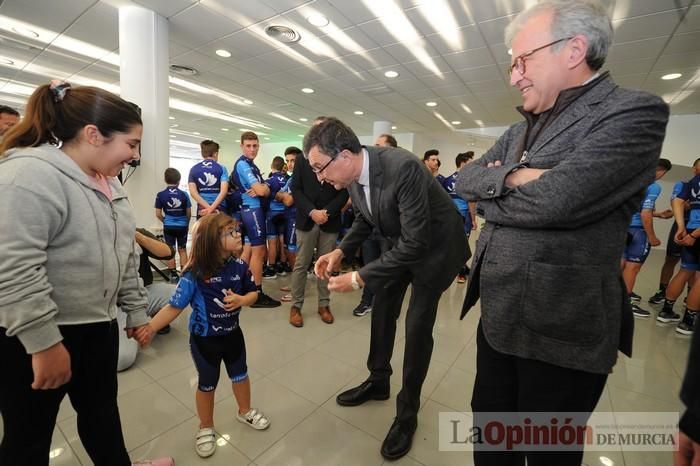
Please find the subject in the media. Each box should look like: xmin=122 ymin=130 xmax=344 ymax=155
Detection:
xmin=2 ymin=246 xmax=693 ymax=465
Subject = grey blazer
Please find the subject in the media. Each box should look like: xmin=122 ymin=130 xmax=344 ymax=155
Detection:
xmin=339 ymin=146 xmax=468 ymax=293
xmin=457 ymin=74 xmax=669 ymax=374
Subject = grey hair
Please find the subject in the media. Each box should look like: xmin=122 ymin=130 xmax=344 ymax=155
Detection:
xmin=504 ymin=0 xmax=613 ymax=71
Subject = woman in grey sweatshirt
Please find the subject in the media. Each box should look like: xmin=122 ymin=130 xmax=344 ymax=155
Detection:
xmin=0 ymin=82 xmax=172 ymax=466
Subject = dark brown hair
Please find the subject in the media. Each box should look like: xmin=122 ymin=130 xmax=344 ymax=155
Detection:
xmin=200 ymin=140 xmax=220 ymax=158
xmin=378 ymin=134 xmax=397 ymax=147
xmin=271 ymin=156 xmax=285 ymax=171
xmin=240 ymin=131 xmax=258 ymax=144
xmin=0 ymin=84 xmax=141 ymax=155
xmin=164 ymin=167 xmax=181 ymax=185
xmin=186 ymin=213 xmax=237 ymax=279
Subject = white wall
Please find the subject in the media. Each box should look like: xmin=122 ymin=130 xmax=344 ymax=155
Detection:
xmin=661 ymin=114 xmax=700 ymax=167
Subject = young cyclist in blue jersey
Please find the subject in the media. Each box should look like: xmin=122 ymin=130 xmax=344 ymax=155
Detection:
xmin=276 ymin=147 xmax=301 ymax=302
xmin=263 ymin=156 xmax=290 ymax=279
xmin=621 ymin=158 xmax=672 ymax=317
xmin=138 ymin=213 xmax=270 ymax=458
xmin=155 ymin=167 xmax=191 ymax=281
xmin=442 ymin=151 xmax=477 ymax=283
xmin=650 ymin=159 xmax=700 ymax=304
xmin=658 ymin=165 xmax=700 ymax=335
xmin=188 ymin=140 xmax=228 ymax=219
xmin=231 ymin=131 xmax=280 ymax=308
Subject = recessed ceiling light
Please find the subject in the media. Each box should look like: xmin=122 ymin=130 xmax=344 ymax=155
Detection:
xmin=297 ymin=134 xmax=305 ymax=137
xmin=0 ymin=57 xmax=15 ymax=66
xmin=239 ymin=128 xmax=250 ymax=132
xmin=475 ymin=119 xmax=484 ymax=126
xmin=221 ymin=128 xmax=229 ymax=131
xmin=354 ymin=110 xmax=364 ymax=115
xmin=461 ymin=104 xmax=473 ymax=114
xmin=384 ymin=70 xmax=399 ymax=78
xmin=193 ymin=131 xmax=201 ymax=135
xmin=170 ymin=124 xmax=179 ymax=128
xmin=307 ymin=14 xmax=329 ymax=27
xmin=391 ymin=126 xmax=397 ymax=130
xmin=264 ymin=137 xmax=271 ymax=140
xmin=426 ymin=102 xmax=438 ymax=107
xmin=243 ymin=99 xmax=253 ymax=105
xmin=299 ymin=117 xmax=308 ymax=122
xmin=266 ymin=25 xmax=302 ymax=44
xmin=169 ymin=135 xmax=176 ymax=138
xmin=661 ymin=73 xmax=682 ymax=80
xmin=451 ymin=120 xmax=461 ymax=125
xmin=169 ymin=116 xmax=175 ymax=120
xmin=507 ymin=48 xmax=513 ymax=56
xmin=215 ymin=49 xmax=232 ymax=58
xmin=12 ymin=27 xmax=39 ymax=39
xmin=301 ymin=88 xmax=315 ymax=94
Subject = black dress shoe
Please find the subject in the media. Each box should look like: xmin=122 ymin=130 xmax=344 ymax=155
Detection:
xmin=381 ymin=418 xmax=416 ymax=460
xmin=336 ymin=380 xmax=390 ymax=406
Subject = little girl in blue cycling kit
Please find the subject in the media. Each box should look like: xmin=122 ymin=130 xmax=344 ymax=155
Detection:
xmin=142 ymin=213 xmax=270 ymax=458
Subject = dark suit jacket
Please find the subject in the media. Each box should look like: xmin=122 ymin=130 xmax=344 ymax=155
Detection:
xmin=680 ymin=328 xmax=700 ymax=442
xmin=291 ymin=155 xmax=349 ymax=233
xmin=339 ymin=146 xmax=468 ymax=293
xmin=457 ymin=74 xmax=669 ymax=374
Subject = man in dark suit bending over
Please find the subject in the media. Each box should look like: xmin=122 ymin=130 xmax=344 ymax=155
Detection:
xmin=306 ymin=117 xmax=468 ymax=460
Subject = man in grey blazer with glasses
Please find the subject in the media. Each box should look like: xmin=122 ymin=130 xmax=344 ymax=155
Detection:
xmin=457 ymin=1 xmax=669 ymax=465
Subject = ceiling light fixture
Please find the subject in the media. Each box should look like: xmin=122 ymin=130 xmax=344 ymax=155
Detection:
xmin=426 ymin=101 xmax=438 ymax=107
xmin=221 ymin=128 xmax=229 ymax=131
xmin=392 ymin=126 xmax=397 ymax=130
xmin=451 ymin=121 xmax=461 ymax=125
xmin=12 ymin=26 xmax=39 ymax=38
xmin=299 ymin=117 xmax=308 ymax=122
xmin=301 ymin=87 xmax=315 ymax=94
xmin=298 ymin=134 xmax=305 ymax=137
xmin=461 ymin=104 xmax=473 ymax=114
xmin=169 ymin=64 xmax=198 ymax=76
xmin=354 ymin=110 xmax=364 ymax=115
xmin=170 ymin=124 xmax=179 ymax=128
xmin=169 ymin=116 xmax=175 ymax=120
xmin=193 ymin=131 xmax=201 ymax=135
xmin=243 ymin=99 xmax=253 ymax=105
xmin=264 ymin=137 xmax=271 ymax=140
xmin=307 ymin=14 xmax=329 ymax=27
xmin=475 ymin=119 xmax=484 ymax=126
xmin=0 ymin=57 xmax=15 ymax=66
xmin=384 ymin=70 xmax=399 ymax=78
xmin=215 ymin=49 xmax=232 ymax=58
xmin=661 ymin=73 xmax=682 ymax=80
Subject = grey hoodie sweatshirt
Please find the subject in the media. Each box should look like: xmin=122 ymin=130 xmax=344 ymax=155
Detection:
xmin=0 ymin=144 xmax=148 ymax=354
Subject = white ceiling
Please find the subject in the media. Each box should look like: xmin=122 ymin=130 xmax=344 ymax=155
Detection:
xmin=0 ymin=0 xmax=698 ymax=146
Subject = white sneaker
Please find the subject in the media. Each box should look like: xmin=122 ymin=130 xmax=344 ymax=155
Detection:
xmin=236 ymin=408 xmax=270 ymax=430
xmin=195 ymin=427 xmax=217 ymax=458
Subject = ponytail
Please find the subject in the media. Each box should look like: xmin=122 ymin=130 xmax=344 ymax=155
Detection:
xmin=0 ymin=81 xmax=141 ymax=157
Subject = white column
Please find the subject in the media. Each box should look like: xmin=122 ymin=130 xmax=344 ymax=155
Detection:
xmin=372 ymin=120 xmax=392 ymax=142
xmin=118 ymin=6 xmax=170 ymax=230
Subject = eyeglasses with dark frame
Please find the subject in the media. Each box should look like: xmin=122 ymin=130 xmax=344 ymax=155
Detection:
xmin=310 ymin=151 xmax=343 ymax=174
xmin=221 ymin=226 xmax=241 ymax=238
xmin=507 ymin=37 xmax=573 ymax=77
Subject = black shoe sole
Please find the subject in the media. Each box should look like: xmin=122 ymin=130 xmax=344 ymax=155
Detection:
xmin=336 ymin=392 xmax=390 ymax=407
xmin=381 ymin=439 xmax=413 ymax=460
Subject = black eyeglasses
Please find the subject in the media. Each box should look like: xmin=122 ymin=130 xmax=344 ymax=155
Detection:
xmin=221 ymin=226 xmax=241 ymax=238
xmin=508 ymin=37 xmax=573 ymax=77
xmin=311 ymin=154 xmax=338 ymax=174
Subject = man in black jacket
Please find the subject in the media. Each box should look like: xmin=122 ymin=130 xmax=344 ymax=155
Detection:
xmin=288 ymin=143 xmax=348 ymax=327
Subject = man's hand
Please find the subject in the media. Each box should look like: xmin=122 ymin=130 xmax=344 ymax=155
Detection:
xmin=328 ymin=272 xmax=355 ymax=292
xmin=649 ymin=235 xmax=662 ymax=247
xmin=31 ymin=342 xmax=71 ymax=390
xmin=315 ymin=249 xmax=344 ymax=280
xmin=655 ymin=209 xmax=674 ymax=219
xmin=246 ymin=188 xmax=258 ymax=198
xmin=310 ymin=209 xmax=329 ymax=225
xmin=505 ymin=168 xmax=548 ymax=188
xmin=674 ymin=431 xmax=700 ymax=466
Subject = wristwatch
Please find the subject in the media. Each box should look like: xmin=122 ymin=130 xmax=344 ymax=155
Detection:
xmin=351 ymin=271 xmax=362 ymax=290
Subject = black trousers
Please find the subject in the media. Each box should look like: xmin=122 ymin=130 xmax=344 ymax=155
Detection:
xmin=367 ymin=273 xmax=443 ymax=425
xmin=471 ymin=322 xmax=608 ymax=466
xmin=359 ymin=234 xmax=384 ymax=306
xmin=0 ymin=321 xmax=130 ymax=466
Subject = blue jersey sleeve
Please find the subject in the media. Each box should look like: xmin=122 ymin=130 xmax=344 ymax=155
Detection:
xmin=641 ymin=183 xmax=661 ymax=211
xmin=671 ymin=181 xmax=684 ymax=200
xmin=236 ymin=162 xmax=259 ymax=190
xmin=169 ymin=272 xmax=196 ymax=309
xmin=155 ymin=193 xmax=163 ymax=209
xmin=219 ymin=163 xmax=230 ymax=183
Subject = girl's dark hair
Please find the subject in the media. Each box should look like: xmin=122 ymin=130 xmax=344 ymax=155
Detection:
xmin=186 ymin=213 xmax=237 ymax=279
xmin=0 ymin=83 xmax=142 ymax=155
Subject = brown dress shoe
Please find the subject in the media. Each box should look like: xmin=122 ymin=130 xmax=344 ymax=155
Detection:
xmin=318 ymin=306 xmax=334 ymax=324
xmin=290 ymin=306 xmax=303 ymax=327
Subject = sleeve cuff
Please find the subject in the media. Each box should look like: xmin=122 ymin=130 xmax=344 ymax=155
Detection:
xmin=16 ymin=320 xmax=63 ymax=354
xmin=125 ymin=308 xmax=149 ymax=329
